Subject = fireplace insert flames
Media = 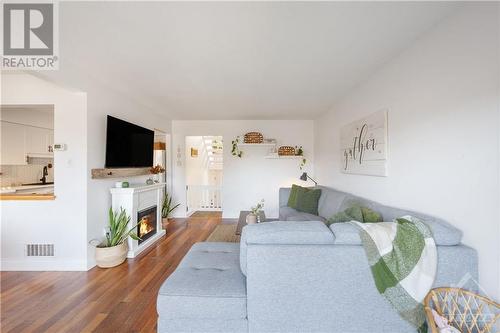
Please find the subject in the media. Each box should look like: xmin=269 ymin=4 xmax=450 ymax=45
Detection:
xmin=137 ymin=206 xmax=157 ymax=245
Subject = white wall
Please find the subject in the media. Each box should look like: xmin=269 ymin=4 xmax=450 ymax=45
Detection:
xmin=84 ymin=82 xmax=172 ymax=269
xmin=172 ymin=120 xmax=314 ymax=218
xmin=314 ymin=4 xmax=500 ymax=300
xmin=1 ymin=107 xmax=54 ymax=129
xmin=185 ymin=136 xmax=210 ymax=186
xmin=1 ymin=73 xmax=88 ymax=270
xmin=0 ymin=72 xmax=172 ymax=270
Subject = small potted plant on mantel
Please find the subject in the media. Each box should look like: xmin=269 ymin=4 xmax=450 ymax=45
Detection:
xmin=246 ymin=199 xmax=265 ymax=224
xmin=95 ymin=208 xmax=140 ymax=268
xmin=149 ymin=164 xmax=165 ymax=183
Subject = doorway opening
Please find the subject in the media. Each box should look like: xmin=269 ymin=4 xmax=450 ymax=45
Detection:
xmin=185 ymin=136 xmax=223 ymax=216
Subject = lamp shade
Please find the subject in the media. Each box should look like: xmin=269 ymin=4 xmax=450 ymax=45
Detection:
xmin=300 ymin=172 xmax=308 ymax=181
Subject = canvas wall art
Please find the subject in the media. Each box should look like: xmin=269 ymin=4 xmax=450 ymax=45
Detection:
xmin=340 ymin=110 xmax=388 ymax=176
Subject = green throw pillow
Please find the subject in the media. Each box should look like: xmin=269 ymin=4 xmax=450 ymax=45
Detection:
xmin=327 ymin=206 xmax=363 ymax=225
xmin=327 ymin=205 xmax=382 ymax=225
xmin=287 ymin=184 xmax=302 ymax=208
xmin=295 ymin=188 xmax=322 ymax=215
xmin=287 ymin=184 xmax=312 ymax=209
xmin=361 ymin=206 xmax=383 ymax=222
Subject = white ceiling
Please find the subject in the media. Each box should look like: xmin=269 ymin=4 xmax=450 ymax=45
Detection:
xmin=41 ymin=2 xmax=458 ymax=120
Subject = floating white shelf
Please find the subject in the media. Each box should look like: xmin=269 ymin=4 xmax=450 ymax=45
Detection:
xmin=264 ymin=155 xmax=303 ymax=159
xmin=238 ymin=143 xmax=276 ymax=147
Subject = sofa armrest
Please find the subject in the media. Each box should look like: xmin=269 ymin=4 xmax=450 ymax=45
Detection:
xmin=279 ymin=187 xmax=291 ymax=207
xmin=239 ymin=221 xmax=334 ymax=276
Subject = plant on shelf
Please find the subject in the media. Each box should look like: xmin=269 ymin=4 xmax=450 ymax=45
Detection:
xmin=150 ymin=164 xmax=165 ymax=174
xmin=95 ymin=208 xmax=140 ymax=268
xmin=162 ymin=192 xmax=180 ymax=219
xmin=231 ymin=136 xmax=243 ymax=158
xmin=292 ymin=146 xmax=307 ymax=169
xmin=150 ymin=164 xmax=165 ymax=183
xmin=247 ymin=199 xmax=265 ymax=224
xmin=295 ymin=146 xmax=304 ymax=156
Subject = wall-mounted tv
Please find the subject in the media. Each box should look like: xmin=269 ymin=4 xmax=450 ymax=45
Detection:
xmin=105 ymin=115 xmax=154 ymax=168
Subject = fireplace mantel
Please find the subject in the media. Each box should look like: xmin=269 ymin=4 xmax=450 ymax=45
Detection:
xmin=109 ymin=182 xmax=166 ymax=195
xmin=110 ymin=182 xmax=166 ymax=258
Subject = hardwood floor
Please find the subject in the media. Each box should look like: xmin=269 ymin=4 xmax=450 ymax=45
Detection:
xmin=0 ymin=212 xmax=223 ymax=333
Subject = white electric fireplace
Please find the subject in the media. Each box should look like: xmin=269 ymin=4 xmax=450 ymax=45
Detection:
xmin=110 ymin=183 xmax=166 ymax=258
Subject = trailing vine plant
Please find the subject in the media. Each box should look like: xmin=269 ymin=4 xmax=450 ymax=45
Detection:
xmin=231 ymin=136 xmax=243 ymax=158
xmin=299 ymin=158 xmax=307 ymax=170
xmin=295 ymin=146 xmax=306 ymax=170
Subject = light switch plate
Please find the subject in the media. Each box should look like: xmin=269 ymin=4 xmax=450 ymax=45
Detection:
xmin=53 ymin=143 xmax=66 ymax=151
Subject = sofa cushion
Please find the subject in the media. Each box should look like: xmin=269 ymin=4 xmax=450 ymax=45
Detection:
xmin=338 ymin=195 xmax=462 ymax=245
xmin=330 ymin=219 xmax=462 ymax=246
xmin=157 ymin=242 xmax=246 ymax=320
xmin=280 ymin=206 xmax=326 ymax=222
xmin=317 ymin=186 xmax=348 ymax=219
xmin=295 ymin=188 xmax=322 ymax=215
xmin=279 ymin=187 xmax=292 ymax=207
xmin=287 ymin=212 xmax=326 ymax=222
xmin=240 ymin=221 xmax=335 ymax=276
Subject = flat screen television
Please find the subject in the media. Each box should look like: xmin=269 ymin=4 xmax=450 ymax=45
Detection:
xmin=105 ymin=115 xmax=154 ymax=168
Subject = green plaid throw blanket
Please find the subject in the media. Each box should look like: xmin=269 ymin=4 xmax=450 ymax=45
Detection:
xmin=352 ymin=216 xmax=437 ymax=333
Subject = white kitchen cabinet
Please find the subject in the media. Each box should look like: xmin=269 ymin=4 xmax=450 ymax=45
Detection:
xmin=25 ymin=126 xmax=53 ymax=157
xmin=1 ymin=121 xmax=27 ymax=165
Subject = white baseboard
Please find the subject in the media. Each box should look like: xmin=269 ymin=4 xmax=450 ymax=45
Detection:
xmin=0 ymin=259 xmax=88 ymax=271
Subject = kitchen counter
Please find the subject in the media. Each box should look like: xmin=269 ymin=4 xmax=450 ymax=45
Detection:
xmin=0 ymin=184 xmax=55 ymax=200
xmin=0 ymin=193 xmax=55 ymax=200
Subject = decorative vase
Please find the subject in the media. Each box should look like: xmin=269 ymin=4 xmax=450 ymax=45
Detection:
xmin=246 ymin=213 xmax=257 ymax=224
xmin=95 ymin=242 xmax=128 ymax=268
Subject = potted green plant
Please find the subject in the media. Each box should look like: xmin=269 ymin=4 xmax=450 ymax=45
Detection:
xmin=246 ymin=199 xmax=265 ymax=224
xmin=95 ymin=207 xmax=140 ymax=268
xmin=162 ymin=193 xmax=180 ymax=231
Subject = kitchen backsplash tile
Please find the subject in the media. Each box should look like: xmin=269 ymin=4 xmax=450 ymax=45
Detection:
xmin=0 ymin=158 xmax=54 ymax=186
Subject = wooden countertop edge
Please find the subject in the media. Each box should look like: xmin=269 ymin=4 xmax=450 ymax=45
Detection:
xmin=0 ymin=194 xmax=56 ymax=200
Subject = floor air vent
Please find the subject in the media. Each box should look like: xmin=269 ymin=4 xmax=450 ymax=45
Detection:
xmin=26 ymin=244 xmax=55 ymax=256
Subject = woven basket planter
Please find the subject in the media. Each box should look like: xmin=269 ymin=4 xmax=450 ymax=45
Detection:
xmin=278 ymin=146 xmax=296 ymax=156
xmin=95 ymin=242 xmax=128 ymax=268
xmin=244 ymin=132 xmax=263 ymax=144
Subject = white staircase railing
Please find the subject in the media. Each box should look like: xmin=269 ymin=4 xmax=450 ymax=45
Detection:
xmin=186 ymin=185 xmax=222 ymax=214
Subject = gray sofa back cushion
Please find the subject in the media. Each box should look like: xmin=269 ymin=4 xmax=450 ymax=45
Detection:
xmin=330 ymin=220 xmax=461 ymax=246
xmin=336 ymin=195 xmax=462 ymax=245
xmin=317 ymin=186 xmax=348 ymax=219
xmin=279 ymin=206 xmax=327 ymax=222
xmin=279 ymin=186 xmax=463 ymax=246
xmin=240 ymin=221 xmax=335 ymax=276
xmin=279 ymin=188 xmax=292 ymax=207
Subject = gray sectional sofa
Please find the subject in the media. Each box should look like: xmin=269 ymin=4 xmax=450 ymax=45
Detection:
xmin=157 ymin=186 xmax=478 ymax=333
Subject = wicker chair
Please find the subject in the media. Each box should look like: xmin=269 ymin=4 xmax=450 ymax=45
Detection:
xmin=424 ymin=287 xmax=500 ymax=333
